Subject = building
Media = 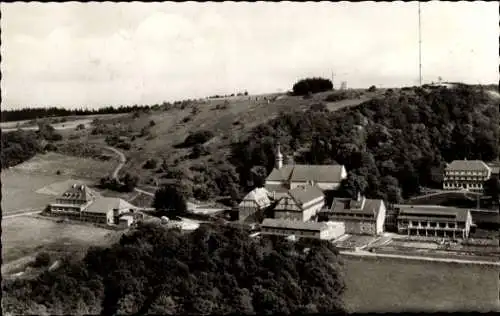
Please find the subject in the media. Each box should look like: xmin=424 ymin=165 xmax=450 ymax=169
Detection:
xmin=395 ymin=204 xmax=473 ymax=239
xmin=49 ymin=184 xmax=96 ymax=219
xmin=48 ymin=184 xmax=139 ymax=226
xmin=265 ymin=145 xmax=347 ymax=199
xmin=486 ymin=162 xmax=500 ymax=178
xmin=261 ymin=218 xmax=345 ymax=240
xmin=319 ymin=192 xmax=386 ymax=236
xmin=443 ymin=160 xmax=492 ymax=192
xmin=234 ymin=187 xmax=272 ymax=222
xmin=274 ymin=184 xmax=325 ymax=222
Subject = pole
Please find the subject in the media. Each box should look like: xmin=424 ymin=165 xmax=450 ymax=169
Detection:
xmin=418 ymin=2 xmax=422 ymax=86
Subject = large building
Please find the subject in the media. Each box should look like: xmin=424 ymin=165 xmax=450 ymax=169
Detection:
xmin=395 ymin=204 xmax=473 ymax=239
xmin=318 ymin=192 xmax=386 ymax=236
xmin=273 ymin=184 xmax=325 ymax=222
xmin=48 ymin=184 xmax=139 ymax=226
xmin=261 ymin=218 xmax=345 ymax=240
xmin=234 ymin=187 xmax=272 ymax=222
xmin=443 ymin=160 xmax=492 ymax=192
xmin=265 ymin=145 xmax=347 ymax=199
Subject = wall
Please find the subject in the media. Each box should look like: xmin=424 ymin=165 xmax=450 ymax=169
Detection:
xmin=376 ymin=202 xmax=387 ymax=235
xmin=344 ymin=220 xmax=376 ymax=235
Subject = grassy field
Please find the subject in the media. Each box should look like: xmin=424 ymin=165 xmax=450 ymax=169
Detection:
xmin=10 ymin=152 xmax=116 ymax=180
xmin=1 ymin=153 xmax=118 ymax=213
xmin=1 ymin=216 xmax=122 ymax=264
xmin=341 ymin=255 xmax=500 ymax=313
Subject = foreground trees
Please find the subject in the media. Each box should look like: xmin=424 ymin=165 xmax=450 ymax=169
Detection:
xmin=2 ymin=223 xmax=346 ymax=315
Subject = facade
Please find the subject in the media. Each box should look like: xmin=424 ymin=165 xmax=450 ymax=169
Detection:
xmin=265 ymin=145 xmax=347 ymax=199
xmin=443 ymin=160 xmax=491 ymax=192
xmin=274 ymin=184 xmax=325 ymax=222
xmin=319 ymin=193 xmax=386 ymax=236
xmin=235 ymin=187 xmax=272 ymax=222
xmin=48 ymin=184 xmax=139 ymax=226
xmin=395 ymin=204 xmax=473 ymax=239
xmin=261 ymin=218 xmax=345 ymax=240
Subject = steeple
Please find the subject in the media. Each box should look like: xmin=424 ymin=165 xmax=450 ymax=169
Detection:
xmin=275 ymin=143 xmax=283 ymax=170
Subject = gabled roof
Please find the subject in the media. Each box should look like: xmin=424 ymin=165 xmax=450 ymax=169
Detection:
xmin=240 ymin=187 xmax=272 ymax=208
xmin=265 ymin=183 xmax=289 ymax=194
xmin=59 ymin=184 xmax=95 ymax=202
xmin=261 ymin=218 xmax=328 ymax=231
xmin=446 ymin=160 xmax=490 ymax=172
xmin=266 ymin=164 xmax=345 ymax=183
xmin=266 ymin=166 xmax=294 ymax=182
xmin=330 ymin=197 xmax=383 ymax=218
xmin=85 ymin=197 xmax=137 ymax=214
xmin=288 ymin=184 xmax=324 ymax=206
xmin=394 ymin=204 xmax=469 ymax=222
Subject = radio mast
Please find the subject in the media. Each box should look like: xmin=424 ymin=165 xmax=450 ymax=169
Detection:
xmin=418 ymin=2 xmax=422 ymax=86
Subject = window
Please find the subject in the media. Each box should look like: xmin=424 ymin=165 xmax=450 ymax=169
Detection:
xmin=412 ymin=221 xmax=418 ymax=226
xmin=439 ymin=222 xmax=446 ymax=228
xmin=429 ymin=222 xmax=437 ymax=228
xmin=449 ymin=223 xmax=455 ymax=229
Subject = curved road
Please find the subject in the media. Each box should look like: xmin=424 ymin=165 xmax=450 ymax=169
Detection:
xmin=104 ymin=146 xmax=126 ymax=180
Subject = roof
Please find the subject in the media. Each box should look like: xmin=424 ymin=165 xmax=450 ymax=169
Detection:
xmin=330 ymin=197 xmax=383 ymax=217
xmin=261 ymin=218 xmax=328 ymax=231
xmin=265 ymin=183 xmax=290 ymax=194
xmin=446 ymin=160 xmax=490 ymax=171
xmin=85 ymin=197 xmax=137 ymax=214
xmin=266 ymin=164 xmax=345 ymax=183
xmin=288 ymin=184 xmax=324 ymax=205
xmin=58 ymin=184 xmax=95 ymax=202
xmin=394 ymin=205 xmax=469 ymax=222
xmin=240 ymin=187 xmax=271 ymax=208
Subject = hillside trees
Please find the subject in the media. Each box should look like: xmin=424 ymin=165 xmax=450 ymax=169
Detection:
xmin=230 ymin=85 xmax=499 ymax=201
xmin=0 ymin=130 xmax=42 ymax=169
xmin=153 ymin=183 xmax=188 ymax=216
xmin=292 ymin=77 xmax=333 ymax=96
xmin=2 ymin=223 xmax=346 ymax=315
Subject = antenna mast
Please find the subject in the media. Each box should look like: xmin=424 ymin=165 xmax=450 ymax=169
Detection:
xmin=418 ymin=2 xmax=422 ymax=86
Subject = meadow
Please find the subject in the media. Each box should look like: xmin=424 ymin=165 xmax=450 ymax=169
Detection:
xmin=341 ymin=255 xmax=500 ymax=313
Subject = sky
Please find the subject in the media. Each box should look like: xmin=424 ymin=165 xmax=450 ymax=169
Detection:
xmin=1 ymin=1 xmax=498 ymax=109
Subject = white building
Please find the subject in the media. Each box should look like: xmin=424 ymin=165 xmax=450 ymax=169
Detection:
xmin=443 ymin=160 xmax=491 ymax=192
xmin=274 ymin=184 xmax=325 ymax=222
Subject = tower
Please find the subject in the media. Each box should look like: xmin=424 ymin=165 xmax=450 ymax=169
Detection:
xmin=275 ymin=144 xmax=283 ymax=170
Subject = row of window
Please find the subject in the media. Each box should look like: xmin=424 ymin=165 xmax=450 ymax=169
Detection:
xmin=399 ymin=220 xmax=463 ymax=229
xmin=443 ymin=182 xmax=483 ymax=188
xmin=445 ymin=170 xmax=488 ymax=176
xmin=56 ymin=199 xmax=87 ymax=205
xmin=333 ymin=213 xmax=373 ymax=219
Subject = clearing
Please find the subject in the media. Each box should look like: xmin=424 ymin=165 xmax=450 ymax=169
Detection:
xmin=342 ymin=255 xmax=500 ymax=313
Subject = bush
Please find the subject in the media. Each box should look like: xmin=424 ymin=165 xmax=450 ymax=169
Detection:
xmin=32 ymin=252 xmax=51 ymax=268
xmin=149 ymin=120 xmax=156 ymax=127
xmin=183 ymin=130 xmax=215 ymax=147
xmin=44 ymin=143 xmax=58 ymax=152
xmin=368 ymin=85 xmax=377 ymax=92
xmin=143 ymin=158 xmax=158 ymax=169
xmin=75 ymin=124 xmax=85 ymax=130
xmin=116 ymin=142 xmax=131 ymax=150
xmin=292 ymin=77 xmax=333 ymax=96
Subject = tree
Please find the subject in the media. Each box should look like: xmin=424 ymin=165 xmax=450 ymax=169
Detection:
xmin=292 ymin=77 xmax=333 ymax=96
xmin=32 ymin=252 xmax=51 ymax=267
xmin=153 ymin=184 xmax=188 ymax=216
xmin=368 ymin=85 xmax=377 ymax=92
xmin=484 ymin=177 xmax=500 ymax=204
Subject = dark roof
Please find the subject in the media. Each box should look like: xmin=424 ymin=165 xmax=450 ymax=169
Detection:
xmin=446 ymin=160 xmax=490 ymax=171
xmin=288 ymin=184 xmax=324 ymax=205
xmin=265 ymin=183 xmax=290 ymax=194
xmin=394 ymin=205 xmax=469 ymax=222
xmin=266 ymin=164 xmax=345 ymax=183
xmin=330 ymin=197 xmax=383 ymax=217
xmin=261 ymin=218 xmax=328 ymax=231
xmin=59 ymin=184 xmax=95 ymax=202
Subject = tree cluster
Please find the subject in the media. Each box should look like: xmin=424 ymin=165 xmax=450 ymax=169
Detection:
xmin=2 ymin=223 xmax=345 ymax=315
xmin=99 ymin=172 xmax=139 ymax=192
xmin=180 ymin=130 xmax=215 ymax=148
xmin=292 ymin=77 xmax=333 ymax=96
xmin=230 ymin=85 xmax=499 ymax=202
xmin=1 ymin=130 xmax=42 ymax=169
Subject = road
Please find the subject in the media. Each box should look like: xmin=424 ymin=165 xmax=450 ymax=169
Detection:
xmin=103 ymin=146 xmax=126 ymax=180
xmin=3 ymin=209 xmax=42 ymax=219
xmin=339 ymin=249 xmax=500 ymax=267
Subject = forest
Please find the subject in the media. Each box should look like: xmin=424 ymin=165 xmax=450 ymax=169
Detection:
xmin=230 ymin=84 xmax=499 ymax=202
xmin=2 ymin=223 xmax=345 ymax=315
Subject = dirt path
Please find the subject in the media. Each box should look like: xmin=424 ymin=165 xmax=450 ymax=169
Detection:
xmin=103 ymin=146 xmax=126 ymax=180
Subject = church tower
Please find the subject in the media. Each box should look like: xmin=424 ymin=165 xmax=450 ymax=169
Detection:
xmin=275 ymin=143 xmax=283 ymax=170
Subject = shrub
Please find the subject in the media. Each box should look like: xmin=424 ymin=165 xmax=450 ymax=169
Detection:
xmin=183 ymin=130 xmax=215 ymax=147
xmin=116 ymin=142 xmax=131 ymax=150
xmin=143 ymin=158 xmax=158 ymax=170
xmin=32 ymin=252 xmax=51 ymax=268
xmin=75 ymin=124 xmax=85 ymax=130
xmin=368 ymin=85 xmax=377 ymax=92
xmin=149 ymin=120 xmax=156 ymax=127
xmin=292 ymin=77 xmax=333 ymax=96
xmin=44 ymin=143 xmax=58 ymax=152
